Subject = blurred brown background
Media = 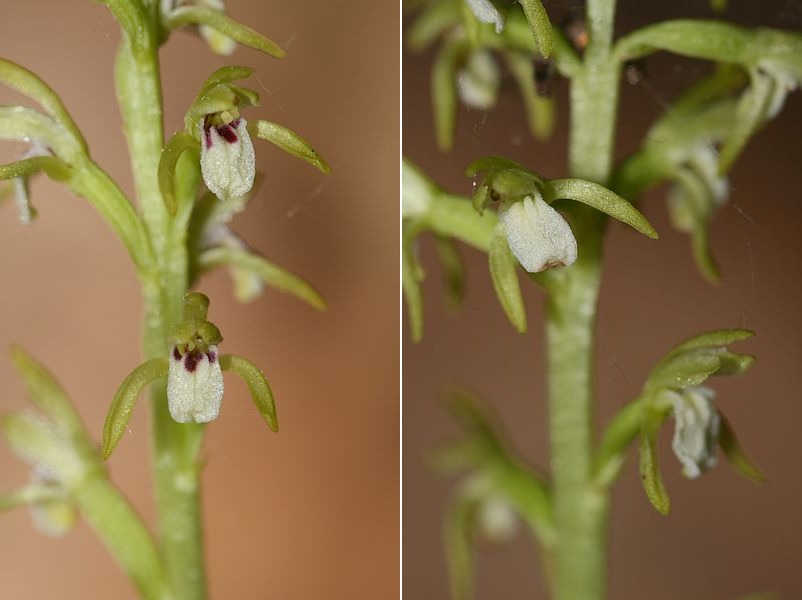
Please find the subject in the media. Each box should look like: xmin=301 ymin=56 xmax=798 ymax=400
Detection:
xmin=404 ymin=1 xmax=802 ymax=599
xmin=0 ymin=1 xmax=398 ymax=598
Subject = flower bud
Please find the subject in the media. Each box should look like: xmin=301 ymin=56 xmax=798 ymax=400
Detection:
xmin=457 ymin=50 xmax=500 ymax=111
xmin=498 ymin=194 xmax=577 ymax=273
xmin=167 ymin=345 xmax=224 ymax=423
xmin=200 ymin=116 xmax=255 ymax=202
xmin=670 ymin=386 xmax=720 ymax=479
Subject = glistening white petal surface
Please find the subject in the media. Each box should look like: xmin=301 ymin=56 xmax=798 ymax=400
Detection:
xmin=457 ymin=50 xmax=500 ymax=110
xmin=671 ymin=386 xmax=720 ymax=479
xmin=167 ymin=345 xmax=224 ymax=423
xmin=200 ymin=118 xmax=256 ymax=202
xmin=465 ymin=0 xmax=505 ymax=33
xmin=499 ymin=195 xmax=577 ymax=273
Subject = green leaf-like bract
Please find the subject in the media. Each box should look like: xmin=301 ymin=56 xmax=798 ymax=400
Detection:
xmin=518 ymin=0 xmax=553 ymax=58
xmin=639 ymin=408 xmax=670 ymax=515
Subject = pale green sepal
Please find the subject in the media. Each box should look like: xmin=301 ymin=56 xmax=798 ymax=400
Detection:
xmin=219 ymin=354 xmax=277 ymax=431
xmin=488 ymin=226 xmax=526 ymax=333
xmin=0 ymin=413 xmax=83 ymax=481
xmin=668 ymin=328 xmax=754 ymax=355
xmin=198 ymin=246 xmax=326 ymax=311
xmin=718 ymin=413 xmax=766 ymax=483
xmin=403 ymin=232 xmax=425 ymax=342
xmin=185 ymin=83 xmax=259 ymax=135
xmin=432 ymin=39 xmax=463 ymax=151
xmin=435 ymin=235 xmax=465 ymax=308
xmin=502 ymin=51 xmax=555 ymax=141
xmin=251 ymin=120 xmax=331 ymax=174
xmin=407 ymin=0 xmax=461 ymax=52
xmin=639 ymin=408 xmax=671 ymax=515
xmin=594 ymin=398 xmax=645 ymax=488
xmin=200 ymin=66 xmax=254 ymax=92
xmin=166 ymin=6 xmax=285 ymax=58
xmin=0 ymin=156 xmax=70 ymax=183
xmin=444 ymin=490 xmax=478 ymax=600
xmin=10 ymin=347 xmax=87 ymax=441
xmin=0 ymin=107 xmax=81 ymax=162
xmin=0 ymin=59 xmax=87 ymax=152
xmin=518 ymin=0 xmax=553 ymax=58
xmin=544 ymin=178 xmax=658 ymax=239
xmin=717 ymin=68 xmax=775 ymax=174
xmin=102 ymin=358 xmax=169 ymax=460
xmin=646 ymin=348 xmax=722 ymax=392
xmin=159 ymin=131 xmax=200 ymax=216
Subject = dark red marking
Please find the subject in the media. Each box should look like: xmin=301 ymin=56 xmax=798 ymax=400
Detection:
xmin=184 ymin=352 xmax=200 ymax=373
xmin=216 ymin=122 xmax=239 ymax=144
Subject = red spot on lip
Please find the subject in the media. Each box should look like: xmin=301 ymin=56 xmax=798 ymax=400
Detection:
xmin=184 ymin=352 xmax=200 ymax=373
xmin=207 ymin=350 xmax=217 ymax=363
xmin=216 ymin=120 xmax=240 ymax=144
xmin=172 ymin=347 xmax=182 ymax=361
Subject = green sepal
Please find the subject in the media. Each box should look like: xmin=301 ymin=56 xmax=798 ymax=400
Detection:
xmin=0 ymin=412 xmax=82 ymax=480
xmin=488 ymin=226 xmax=526 ymax=333
xmin=166 ymin=6 xmax=285 ymax=58
xmin=646 ymin=348 xmax=724 ymax=392
xmin=639 ymin=407 xmax=671 ymax=515
xmin=185 ymin=82 xmax=259 ymax=136
xmin=10 ymin=347 xmax=87 ymax=442
xmin=219 ymin=354 xmax=278 ymax=432
xmin=518 ymin=0 xmax=553 ymax=58
xmin=444 ymin=489 xmax=479 ymax=600
xmin=434 ymin=235 xmax=465 ymax=308
xmin=432 ymin=39 xmax=464 ymax=151
xmin=690 ymin=224 xmax=720 ymax=284
xmin=667 ymin=328 xmax=754 ymax=355
xmin=197 ymin=246 xmax=326 ymax=311
xmin=0 ymin=59 xmax=87 ymax=152
xmin=403 ymin=225 xmax=425 ymax=342
xmin=0 ymin=106 xmax=81 ymax=163
xmin=717 ymin=68 xmax=776 ymax=174
xmin=543 ymin=178 xmax=658 ymax=239
xmin=250 ymin=120 xmax=331 ymax=174
xmin=101 ymin=358 xmax=169 ymax=460
xmin=159 ymin=131 xmax=200 ymax=216
xmin=200 ymin=66 xmax=254 ymax=92
xmin=594 ymin=398 xmax=645 ymax=488
xmin=0 ymin=156 xmax=70 ymax=183
xmin=718 ymin=412 xmax=766 ymax=483
xmin=502 ymin=50 xmax=555 ymax=141
xmin=407 ymin=0 xmax=461 ymax=52
xmin=466 ymin=156 xmax=542 ymax=212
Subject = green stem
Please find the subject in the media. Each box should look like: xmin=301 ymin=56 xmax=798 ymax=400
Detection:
xmin=547 ymin=0 xmax=619 ymax=598
xmin=114 ymin=24 xmax=204 ymax=600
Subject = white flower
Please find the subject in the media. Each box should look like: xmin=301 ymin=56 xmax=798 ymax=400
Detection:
xmin=167 ymin=345 xmax=224 ymax=423
xmin=465 ymin=0 xmax=504 ymax=33
xmin=28 ymin=466 xmax=76 ymax=538
xmin=200 ymin=117 xmax=255 ymax=202
xmin=457 ymin=50 xmax=500 ymax=110
xmin=477 ymin=496 xmax=518 ymax=543
xmin=402 ymin=160 xmax=434 ymax=219
xmin=670 ymin=386 xmax=720 ymax=479
xmin=668 ymin=144 xmax=728 ymax=233
xmin=163 ymin=0 xmax=236 ymax=55
xmin=498 ymin=194 xmax=578 ymax=273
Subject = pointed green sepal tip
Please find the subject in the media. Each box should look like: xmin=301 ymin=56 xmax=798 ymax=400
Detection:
xmin=219 ymin=354 xmax=278 ymax=432
xmin=102 ymin=358 xmax=169 ymax=460
xmin=545 ymin=178 xmax=659 ymax=239
xmin=639 ymin=411 xmax=671 ymax=515
xmin=519 ymin=0 xmax=554 ymax=58
xmin=488 ymin=228 xmax=527 ymax=334
xmin=250 ymin=120 xmax=331 ymax=174
xmin=719 ymin=413 xmax=766 ymax=484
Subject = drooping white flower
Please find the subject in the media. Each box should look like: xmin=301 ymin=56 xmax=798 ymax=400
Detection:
xmin=668 ymin=144 xmax=728 ymax=233
xmin=163 ymin=0 xmax=236 ymax=55
xmin=457 ymin=50 xmax=501 ymax=111
xmin=203 ymin=224 xmax=265 ymax=302
xmin=670 ymin=386 xmax=720 ymax=479
xmin=498 ymin=194 xmax=578 ymax=273
xmin=465 ymin=0 xmax=505 ymax=33
xmin=477 ymin=496 xmax=518 ymax=543
xmin=28 ymin=466 xmax=76 ymax=538
xmin=200 ymin=117 xmax=255 ymax=202
xmin=167 ymin=345 xmax=224 ymax=423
